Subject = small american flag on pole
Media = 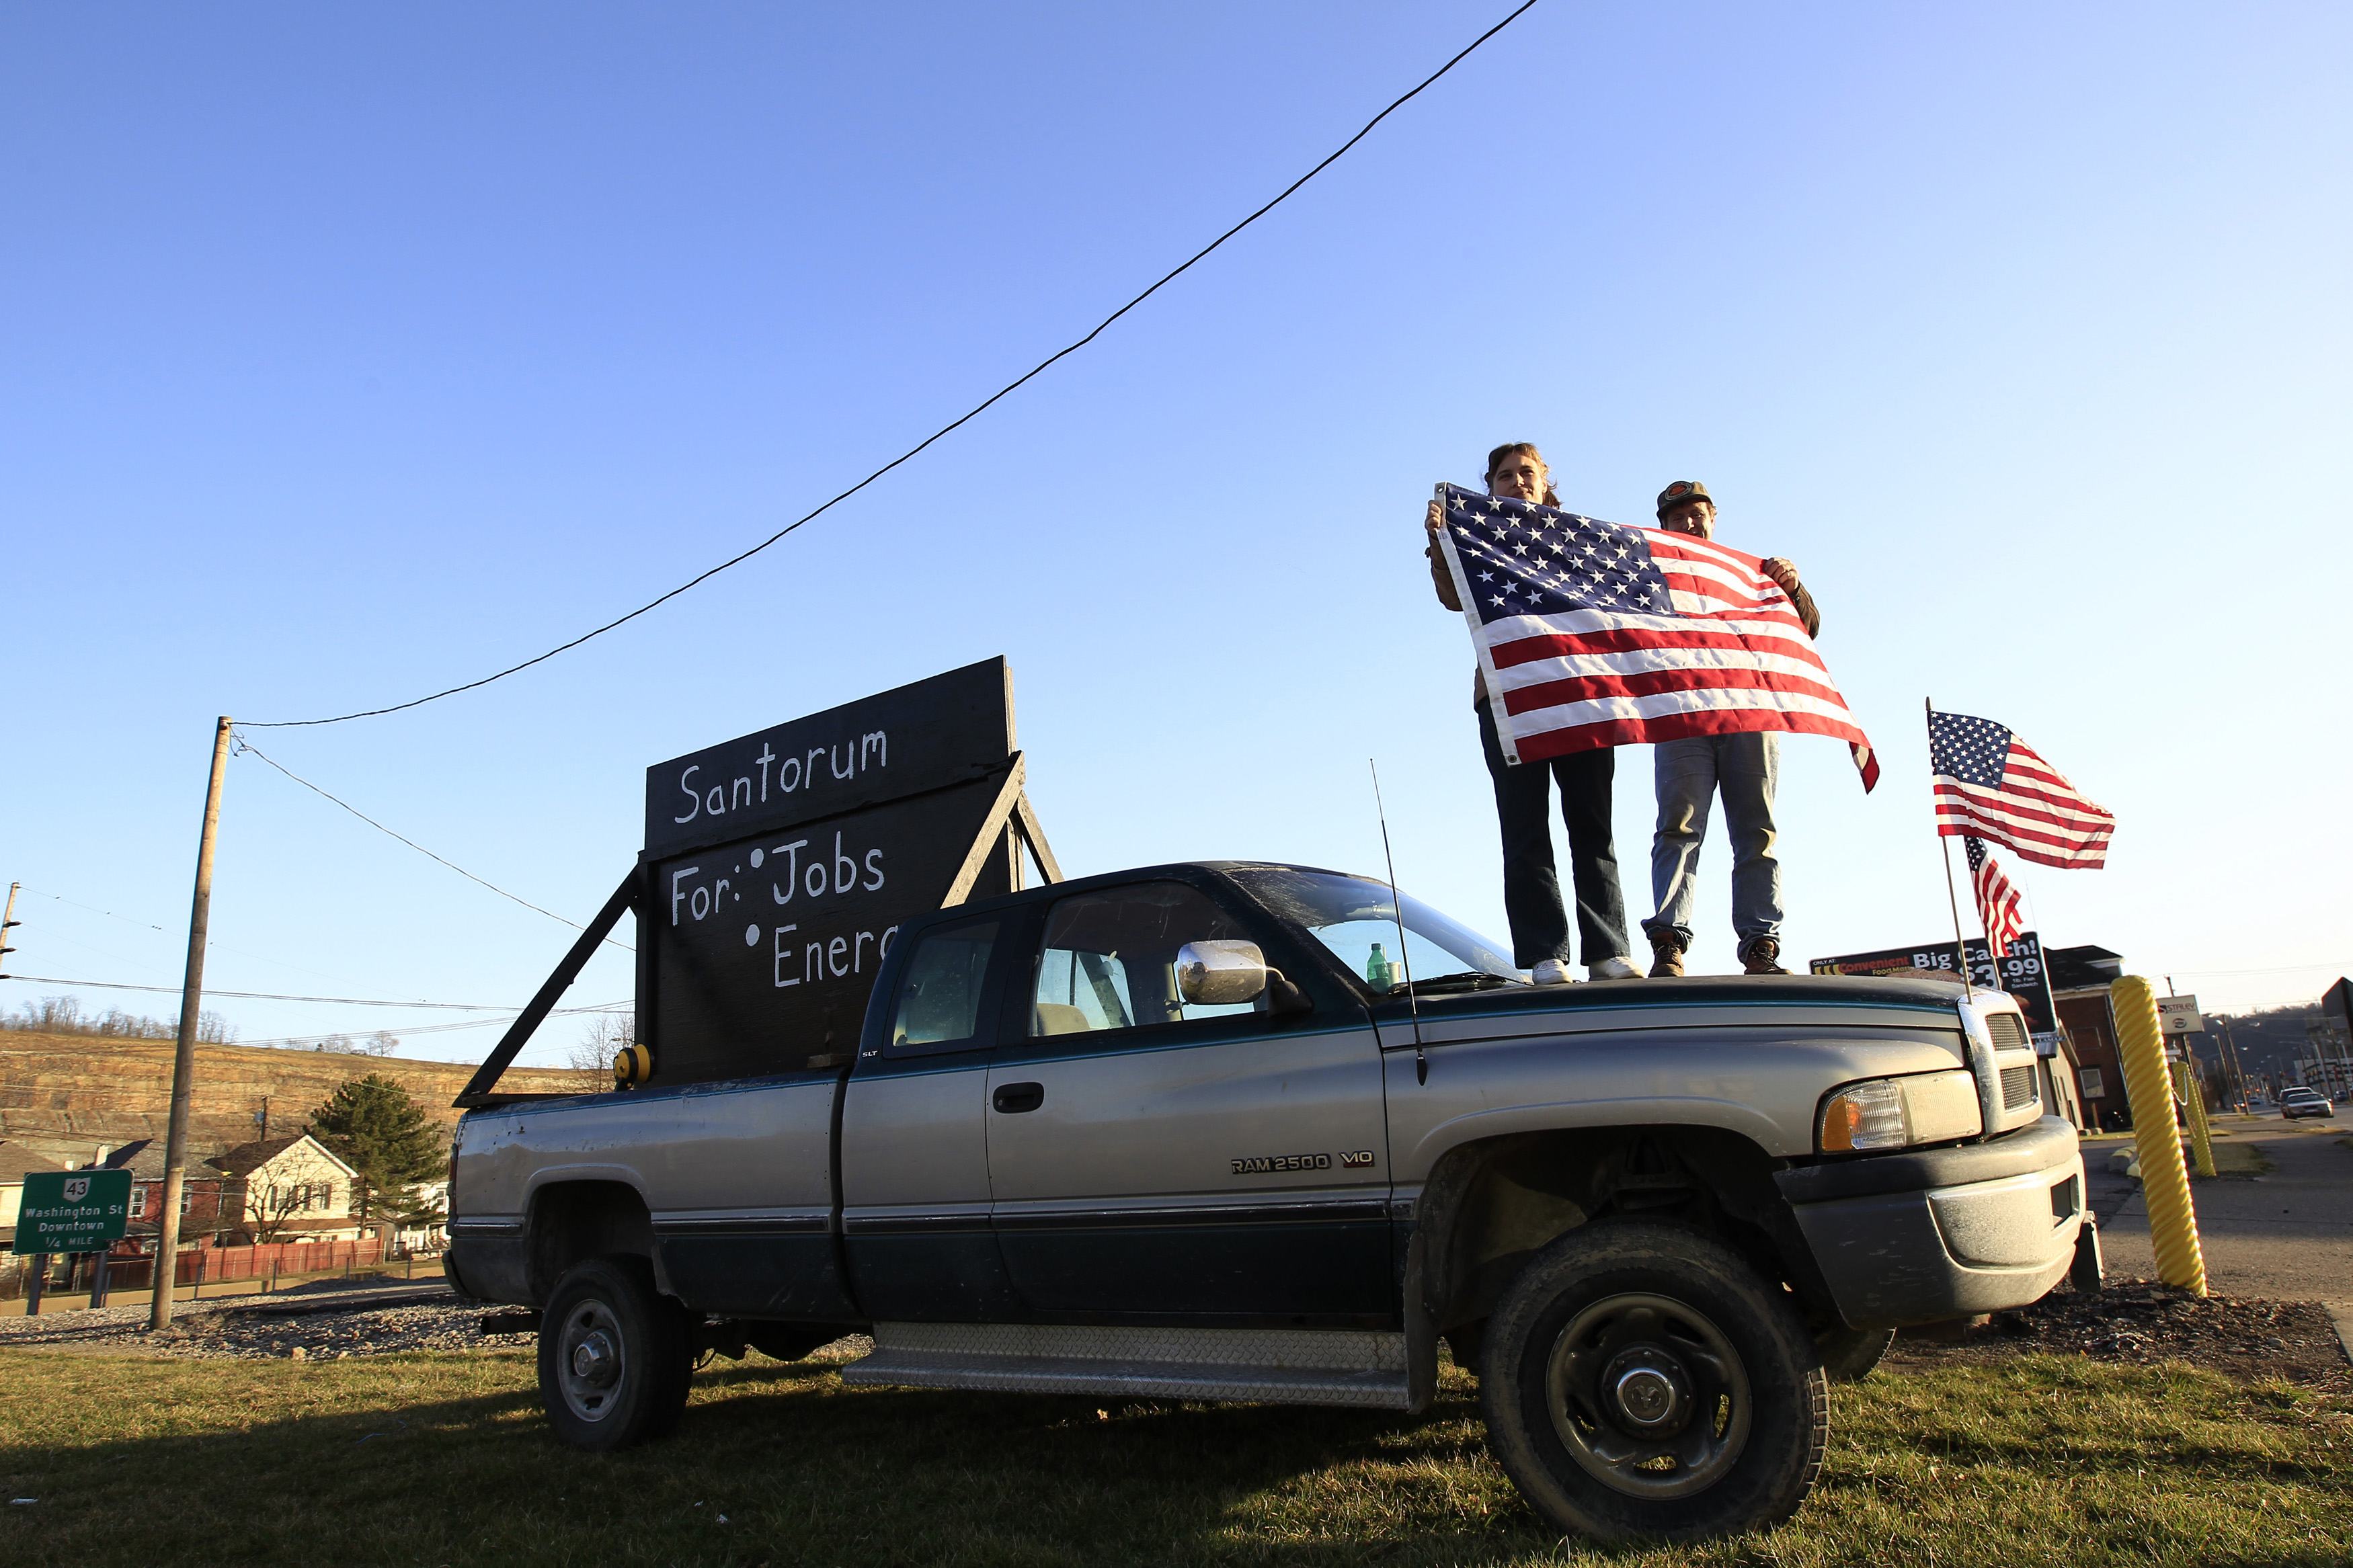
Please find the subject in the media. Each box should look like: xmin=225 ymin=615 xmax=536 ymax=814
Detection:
xmin=1432 ymin=484 xmax=1878 ymax=787
xmin=1965 ymin=836 xmax=2025 ymax=958
xmin=1929 ymin=710 xmax=2114 ymax=868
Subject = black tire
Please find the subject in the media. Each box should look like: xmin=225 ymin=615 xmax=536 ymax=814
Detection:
xmin=536 ymin=1256 xmax=695 ymax=1451
xmin=1480 ymin=1223 xmax=1829 ymax=1543
xmin=1814 ymin=1324 xmax=1895 ymax=1383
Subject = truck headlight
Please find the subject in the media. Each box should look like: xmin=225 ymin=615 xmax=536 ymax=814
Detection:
xmin=1819 ymin=1070 xmax=1982 ymax=1153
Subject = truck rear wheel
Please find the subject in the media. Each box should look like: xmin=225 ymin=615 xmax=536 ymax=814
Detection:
xmin=537 ymin=1257 xmax=694 ymax=1451
xmin=1480 ymin=1223 xmax=1828 ymax=1542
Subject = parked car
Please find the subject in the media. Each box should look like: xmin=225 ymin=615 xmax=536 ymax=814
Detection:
xmin=2280 ymin=1087 xmax=2336 ymax=1120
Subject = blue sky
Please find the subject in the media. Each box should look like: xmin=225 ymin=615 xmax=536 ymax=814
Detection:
xmin=7 ymin=1 xmax=2348 ymax=1066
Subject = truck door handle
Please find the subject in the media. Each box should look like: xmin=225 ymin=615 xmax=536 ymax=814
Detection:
xmin=992 ymin=1081 xmax=1045 ymax=1114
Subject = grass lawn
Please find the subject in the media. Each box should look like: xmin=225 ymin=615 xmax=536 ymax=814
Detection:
xmin=2204 ymin=1139 xmax=2274 ymax=1178
xmin=1 ymin=1349 xmax=2346 ymax=1567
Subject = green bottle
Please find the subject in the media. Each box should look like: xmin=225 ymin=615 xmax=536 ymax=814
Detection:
xmin=1366 ymin=942 xmax=1394 ymax=991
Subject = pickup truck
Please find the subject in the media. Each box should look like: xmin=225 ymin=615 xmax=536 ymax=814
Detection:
xmin=447 ymin=860 xmax=2091 ymax=1542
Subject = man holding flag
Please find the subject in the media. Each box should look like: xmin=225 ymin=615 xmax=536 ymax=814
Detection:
xmin=1637 ymin=481 xmax=1827 ymax=978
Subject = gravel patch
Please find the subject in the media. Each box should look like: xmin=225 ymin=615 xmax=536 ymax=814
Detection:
xmin=0 ymin=1290 xmax=502 ymax=1360
xmin=1 ymin=1290 xmax=874 ymax=1365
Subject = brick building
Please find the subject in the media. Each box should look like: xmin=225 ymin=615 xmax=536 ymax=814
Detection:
xmin=106 ymin=1138 xmax=234 ymax=1244
xmin=2048 ymin=945 xmax=2131 ymax=1130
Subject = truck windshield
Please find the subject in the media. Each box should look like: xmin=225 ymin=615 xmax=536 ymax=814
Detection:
xmin=1229 ymin=868 xmax=1521 ymax=993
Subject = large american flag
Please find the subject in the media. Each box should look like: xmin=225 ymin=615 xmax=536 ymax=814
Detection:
xmin=1965 ymin=837 xmax=2025 ymax=958
xmin=1433 ymin=484 xmax=1878 ymax=787
xmin=1929 ymin=709 xmax=2113 ymax=868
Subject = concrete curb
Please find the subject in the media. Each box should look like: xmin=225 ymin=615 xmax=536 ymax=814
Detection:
xmin=2327 ymin=1305 xmax=2353 ymax=1370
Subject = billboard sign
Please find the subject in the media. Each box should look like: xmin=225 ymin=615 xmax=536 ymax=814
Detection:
xmin=2157 ymin=996 xmax=2203 ymax=1035
xmin=1810 ymin=932 xmax=2059 ymax=1036
xmin=12 ymin=1169 xmax=131 ymax=1255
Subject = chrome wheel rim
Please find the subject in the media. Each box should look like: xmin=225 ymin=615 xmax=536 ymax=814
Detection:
xmin=1543 ymin=1291 xmax=1751 ymax=1499
xmin=556 ymin=1299 xmax=627 ymax=1423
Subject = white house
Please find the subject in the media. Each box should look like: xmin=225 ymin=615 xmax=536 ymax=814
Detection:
xmin=207 ymin=1134 xmax=364 ymax=1245
xmin=0 ymin=1141 xmax=69 ymax=1248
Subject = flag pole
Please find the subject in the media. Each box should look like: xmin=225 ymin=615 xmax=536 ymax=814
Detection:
xmin=1927 ymin=697 xmax=1976 ymax=1001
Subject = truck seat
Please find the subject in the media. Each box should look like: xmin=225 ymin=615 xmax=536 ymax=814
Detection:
xmin=1033 ymin=1002 xmax=1091 ymax=1036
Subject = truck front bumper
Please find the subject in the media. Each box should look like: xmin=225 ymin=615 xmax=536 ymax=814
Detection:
xmin=1776 ymin=1116 xmax=2085 ymax=1329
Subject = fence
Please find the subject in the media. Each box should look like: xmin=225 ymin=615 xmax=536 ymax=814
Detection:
xmin=3 ymin=1237 xmax=387 ymax=1299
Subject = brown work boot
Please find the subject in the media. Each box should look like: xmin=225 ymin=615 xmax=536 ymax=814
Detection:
xmin=1739 ymin=937 xmax=1789 ymax=975
xmin=1647 ymin=930 xmax=1686 ymax=979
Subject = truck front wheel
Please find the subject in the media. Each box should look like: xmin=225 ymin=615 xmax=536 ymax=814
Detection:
xmin=1814 ymin=1324 xmax=1895 ymax=1383
xmin=536 ymin=1257 xmax=694 ymax=1451
xmin=1480 ymin=1223 xmax=1828 ymax=1542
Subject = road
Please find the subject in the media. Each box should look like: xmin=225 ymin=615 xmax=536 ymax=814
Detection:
xmin=2090 ymin=1118 xmax=2353 ymax=1304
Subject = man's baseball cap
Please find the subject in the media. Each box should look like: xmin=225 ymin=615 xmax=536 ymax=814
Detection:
xmin=1655 ymin=480 xmax=1712 ymax=518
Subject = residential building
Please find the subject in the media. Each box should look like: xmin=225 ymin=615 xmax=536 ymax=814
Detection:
xmin=106 ymin=1138 xmax=235 ymax=1247
xmin=0 ymin=1141 xmax=69 ymax=1249
xmin=206 ymin=1134 xmax=364 ymax=1245
xmin=390 ymin=1178 xmax=450 ymax=1254
xmin=2049 ymin=945 xmax=2130 ymax=1130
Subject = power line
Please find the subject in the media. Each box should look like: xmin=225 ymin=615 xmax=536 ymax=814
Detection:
xmin=0 ymin=974 xmax=552 ymax=1011
xmin=233 ymin=734 xmax=635 ymax=954
xmin=237 ymin=1001 xmax=631 ymax=1048
xmin=19 ymin=886 xmax=167 ymax=934
xmin=239 ymin=0 xmax=1547 ymax=730
xmin=16 ymin=882 xmax=424 ymax=992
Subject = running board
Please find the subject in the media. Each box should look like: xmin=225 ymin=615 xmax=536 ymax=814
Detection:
xmin=838 ymin=1322 xmax=1412 ymax=1409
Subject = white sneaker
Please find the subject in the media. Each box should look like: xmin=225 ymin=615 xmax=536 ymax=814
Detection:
xmin=1529 ymin=958 xmax=1574 ymax=986
xmin=1588 ymin=956 xmax=1641 ymax=981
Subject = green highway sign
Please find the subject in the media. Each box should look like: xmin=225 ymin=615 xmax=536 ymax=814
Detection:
xmin=12 ymin=1169 xmax=132 ymax=1255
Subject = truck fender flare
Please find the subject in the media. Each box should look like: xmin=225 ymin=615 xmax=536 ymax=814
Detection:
xmin=522 ymin=1170 xmax=673 ymax=1300
xmin=1398 ymin=1096 xmax=1788 ymax=1178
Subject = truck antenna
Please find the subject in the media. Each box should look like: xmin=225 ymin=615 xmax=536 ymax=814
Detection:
xmin=1369 ymin=759 xmax=1428 ymax=1084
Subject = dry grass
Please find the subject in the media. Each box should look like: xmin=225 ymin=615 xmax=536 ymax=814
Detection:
xmin=0 ymin=1347 xmax=2346 ymax=1567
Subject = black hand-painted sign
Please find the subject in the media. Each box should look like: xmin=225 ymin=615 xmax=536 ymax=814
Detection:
xmin=456 ymin=657 xmax=1055 ymax=1107
xmin=638 ymin=657 xmax=1042 ymax=1087
xmin=1809 ymin=932 xmax=2060 ymax=1040
xmin=644 ymin=658 xmax=1014 ymax=860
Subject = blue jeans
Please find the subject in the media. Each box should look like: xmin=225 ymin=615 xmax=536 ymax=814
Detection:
xmin=1644 ymin=732 xmax=1782 ymax=948
xmin=1478 ymin=702 xmax=1629 ymax=966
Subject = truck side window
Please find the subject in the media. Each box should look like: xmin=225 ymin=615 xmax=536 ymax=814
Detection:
xmin=887 ymin=919 xmax=998 ymax=1051
xmin=1030 ymin=882 xmax=1254 ymax=1037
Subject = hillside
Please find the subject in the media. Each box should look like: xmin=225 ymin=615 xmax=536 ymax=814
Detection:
xmin=0 ymin=1032 xmax=597 ymax=1168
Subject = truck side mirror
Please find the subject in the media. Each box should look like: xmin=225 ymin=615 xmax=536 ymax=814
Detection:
xmin=1176 ymin=941 xmax=1271 ymax=1006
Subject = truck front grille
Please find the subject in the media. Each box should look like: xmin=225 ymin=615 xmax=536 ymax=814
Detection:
xmin=1987 ymin=1012 xmax=2030 ymax=1051
xmin=2001 ymin=1064 xmax=2039 ymax=1110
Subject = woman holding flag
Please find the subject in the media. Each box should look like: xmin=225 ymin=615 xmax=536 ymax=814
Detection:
xmin=1423 ymin=442 xmax=1638 ymax=985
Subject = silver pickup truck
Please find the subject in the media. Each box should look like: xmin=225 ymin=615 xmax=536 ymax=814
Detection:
xmin=447 ymin=860 xmax=2089 ymax=1542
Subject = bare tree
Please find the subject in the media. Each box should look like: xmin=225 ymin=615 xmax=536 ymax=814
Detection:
xmin=567 ymin=1014 xmax=636 ymax=1076
xmin=5 ymin=995 xmax=234 ymax=1042
xmin=245 ymin=1181 xmax=313 ymax=1245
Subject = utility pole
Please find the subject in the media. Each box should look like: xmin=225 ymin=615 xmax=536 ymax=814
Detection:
xmin=150 ymin=716 xmax=233 ymax=1331
xmin=2212 ymin=1014 xmax=2249 ymax=1112
xmin=1 ymin=882 xmax=20 ymax=987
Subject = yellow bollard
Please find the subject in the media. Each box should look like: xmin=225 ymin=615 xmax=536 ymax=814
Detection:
xmin=2174 ymin=1060 xmax=2217 ymax=1178
xmin=2112 ymin=977 xmax=2206 ymax=1294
